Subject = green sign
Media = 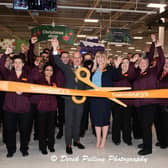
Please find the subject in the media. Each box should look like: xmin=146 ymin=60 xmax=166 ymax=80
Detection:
xmin=31 ymin=25 xmax=75 ymax=45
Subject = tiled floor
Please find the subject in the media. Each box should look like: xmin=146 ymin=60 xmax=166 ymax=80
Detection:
xmin=0 ymin=129 xmax=168 ymax=168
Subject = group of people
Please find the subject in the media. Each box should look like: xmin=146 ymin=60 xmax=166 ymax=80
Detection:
xmin=0 ymin=34 xmax=168 ymax=158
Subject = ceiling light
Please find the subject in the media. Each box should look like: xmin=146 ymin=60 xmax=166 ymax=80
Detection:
xmin=100 ymin=40 xmax=107 ymax=44
xmin=83 ymin=28 xmax=93 ymax=31
xmin=73 ymin=43 xmax=79 ymax=46
xmin=133 ymin=36 xmax=143 ymax=40
xmin=116 ymin=51 xmax=122 ymax=53
xmin=115 ymin=44 xmax=123 ymax=47
xmin=86 ymin=36 xmax=99 ymax=39
xmin=147 ymin=3 xmax=167 ymax=8
xmin=128 ymin=47 xmax=135 ymax=50
xmin=77 ymin=35 xmax=86 ymax=38
xmin=135 ymin=49 xmax=142 ymax=52
xmin=84 ymin=19 xmax=99 ymax=23
xmin=146 ymin=42 xmax=152 ymax=45
xmin=105 ymin=49 xmax=112 ymax=51
xmin=70 ymin=48 xmax=77 ymax=50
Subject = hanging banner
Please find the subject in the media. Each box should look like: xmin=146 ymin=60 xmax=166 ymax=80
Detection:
xmin=31 ymin=25 xmax=75 ymax=45
xmin=105 ymin=29 xmax=131 ymax=44
xmin=80 ymin=39 xmax=105 ymax=56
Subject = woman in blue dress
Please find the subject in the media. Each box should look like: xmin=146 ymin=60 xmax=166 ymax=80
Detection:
xmin=90 ymin=51 xmax=121 ymax=148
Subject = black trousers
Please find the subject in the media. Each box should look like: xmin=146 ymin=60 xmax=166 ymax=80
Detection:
xmin=4 ymin=111 xmax=32 ymax=153
xmin=154 ymin=105 xmax=168 ymax=147
xmin=57 ymin=96 xmax=65 ymax=131
xmin=137 ymin=104 xmax=156 ymax=151
xmin=112 ymin=104 xmax=132 ymax=143
xmin=0 ymin=92 xmax=4 ymax=127
xmin=38 ymin=111 xmax=56 ymax=151
xmin=30 ymin=103 xmax=38 ymax=139
xmin=131 ymin=106 xmax=142 ymax=139
xmin=64 ymin=99 xmax=84 ymax=145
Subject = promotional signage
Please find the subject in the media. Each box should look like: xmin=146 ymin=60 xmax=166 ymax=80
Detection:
xmin=105 ymin=28 xmax=131 ymax=44
xmin=31 ymin=25 xmax=75 ymax=45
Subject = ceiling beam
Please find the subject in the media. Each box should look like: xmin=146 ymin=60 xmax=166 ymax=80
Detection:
xmin=27 ymin=11 xmax=39 ymax=25
xmin=92 ymin=0 xmax=137 ymax=37
xmin=0 ymin=24 xmax=20 ymax=39
xmin=75 ymin=0 xmax=101 ymax=42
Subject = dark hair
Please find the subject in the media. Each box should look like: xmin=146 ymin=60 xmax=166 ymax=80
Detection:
xmin=82 ymin=52 xmax=93 ymax=60
xmin=43 ymin=48 xmax=50 ymax=53
xmin=12 ymin=54 xmax=25 ymax=63
xmin=83 ymin=60 xmax=94 ymax=71
xmin=40 ymin=51 xmax=49 ymax=56
xmin=60 ymin=51 xmax=69 ymax=57
xmin=42 ymin=63 xmax=54 ymax=73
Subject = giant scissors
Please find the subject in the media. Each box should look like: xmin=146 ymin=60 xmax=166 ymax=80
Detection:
xmin=0 ymin=67 xmax=168 ymax=107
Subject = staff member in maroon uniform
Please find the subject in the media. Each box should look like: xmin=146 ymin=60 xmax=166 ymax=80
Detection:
xmin=32 ymin=63 xmax=58 ymax=155
xmin=128 ymin=40 xmax=165 ymax=155
xmin=155 ymin=58 xmax=168 ymax=149
xmin=112 ymin=58 xmax=132 ymax=146
xmin=0 ymin=48 xmax=32 ymax=158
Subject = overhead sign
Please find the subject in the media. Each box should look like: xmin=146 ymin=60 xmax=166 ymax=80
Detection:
xmin=105 ymin=28 xmax=131 ymax=44
xmin=31 ymin=25 xmax=75 ymax=45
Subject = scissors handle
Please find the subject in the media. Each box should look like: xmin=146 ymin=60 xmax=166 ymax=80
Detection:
xmin=75 ymin=67 xmax=98 ymax=88
xmin=73 ymin=67 xmax=127 ymax=107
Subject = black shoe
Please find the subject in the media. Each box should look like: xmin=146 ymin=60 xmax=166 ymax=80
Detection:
xmin=49 ymin=148 xmax=55 ymax=152
xmin=73 ymin=141 xmax=85 ymax=149
xmin=137 ymin=143 xmax=144 ymax=149
xmin=160 ymin=145 xmax=168 ymax=149
xmin=56 ymin=131 xmax=63 ymax=139
xmin=113 ymin=141 xmax=121 ymax=145
xmin=66 ymin=146 xmax=73 ymax=154
xmin=21 ymin=151 xmax=29 ymax=157
xmin=6 ymin=152 xmax=15 ymax=158
xmin=41 ymin=150 xmax=48 ymax=155
xmin=155 ymin=142 xmax=160 ymax=147
xmin=125 ymin=141 xmax=132 ymax=146
xmin=138 ymin=149 xmax=152 ymax=155
xmin=34 ymin=136 xmax=38 ymax=141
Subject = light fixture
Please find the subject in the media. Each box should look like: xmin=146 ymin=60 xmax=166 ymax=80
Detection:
xmin=86 ymin=36 xmax=99 ymax=39
xmin=84 ymin=19 xmax=99 ymax=23
xmin=70 ymin=48 xmax=77 ymax=50
xmin=83 ymin=28 xmax=93 ymax=31
xmin=77 ymin=34 xmax=86 ymax=38
xmin=128 ymin=47 xmax=135 ymax=50
xmin=73 ymin=43 xmax=79 ymax=46
xmin=133 ymin=36 xmax=143 ymax=40
xmin=146 ymin=42 xmax=152 ymax=45
xmin=116 ymin=51 xmax=122 ymax=53
xmin=100 ymin=40 xmax=107 ymax=44
xmin=105 ymin=49 xmax=112 ymax=51
xmin=147 ymin=3 xmax=167 ymax=8
xmin=115 ymin=44 xmax=123 ymax=47
xmin=135 ymin=49 xmax=142 ymax=52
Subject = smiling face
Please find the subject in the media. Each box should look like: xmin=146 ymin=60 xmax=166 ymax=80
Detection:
xmin=163 ymin=59 xmax=168 ymax=72
xmin=95 ymin=52 xmax=107 ymax=67
xmin=72 ymin=52 xmax=82 ymax=67
xmin=121 ymin=58 xmax=129 ymax=73
xmin=13 ymin=58 xmax=24 ymax=71
xmin=44 ymin=65 xmax=54 ymax=78
xmin=60 ymin=53 xmax=70 ymax=65
xmin=139 ymin=58 xmax=149 ymax=72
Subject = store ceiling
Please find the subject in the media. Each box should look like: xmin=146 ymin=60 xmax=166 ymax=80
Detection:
xmin=0 ymin=0 xmax=168 ymax=56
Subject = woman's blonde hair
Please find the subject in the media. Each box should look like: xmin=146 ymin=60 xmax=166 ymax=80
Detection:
xmin=95 ymin=51 xmax=107 ymax=59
